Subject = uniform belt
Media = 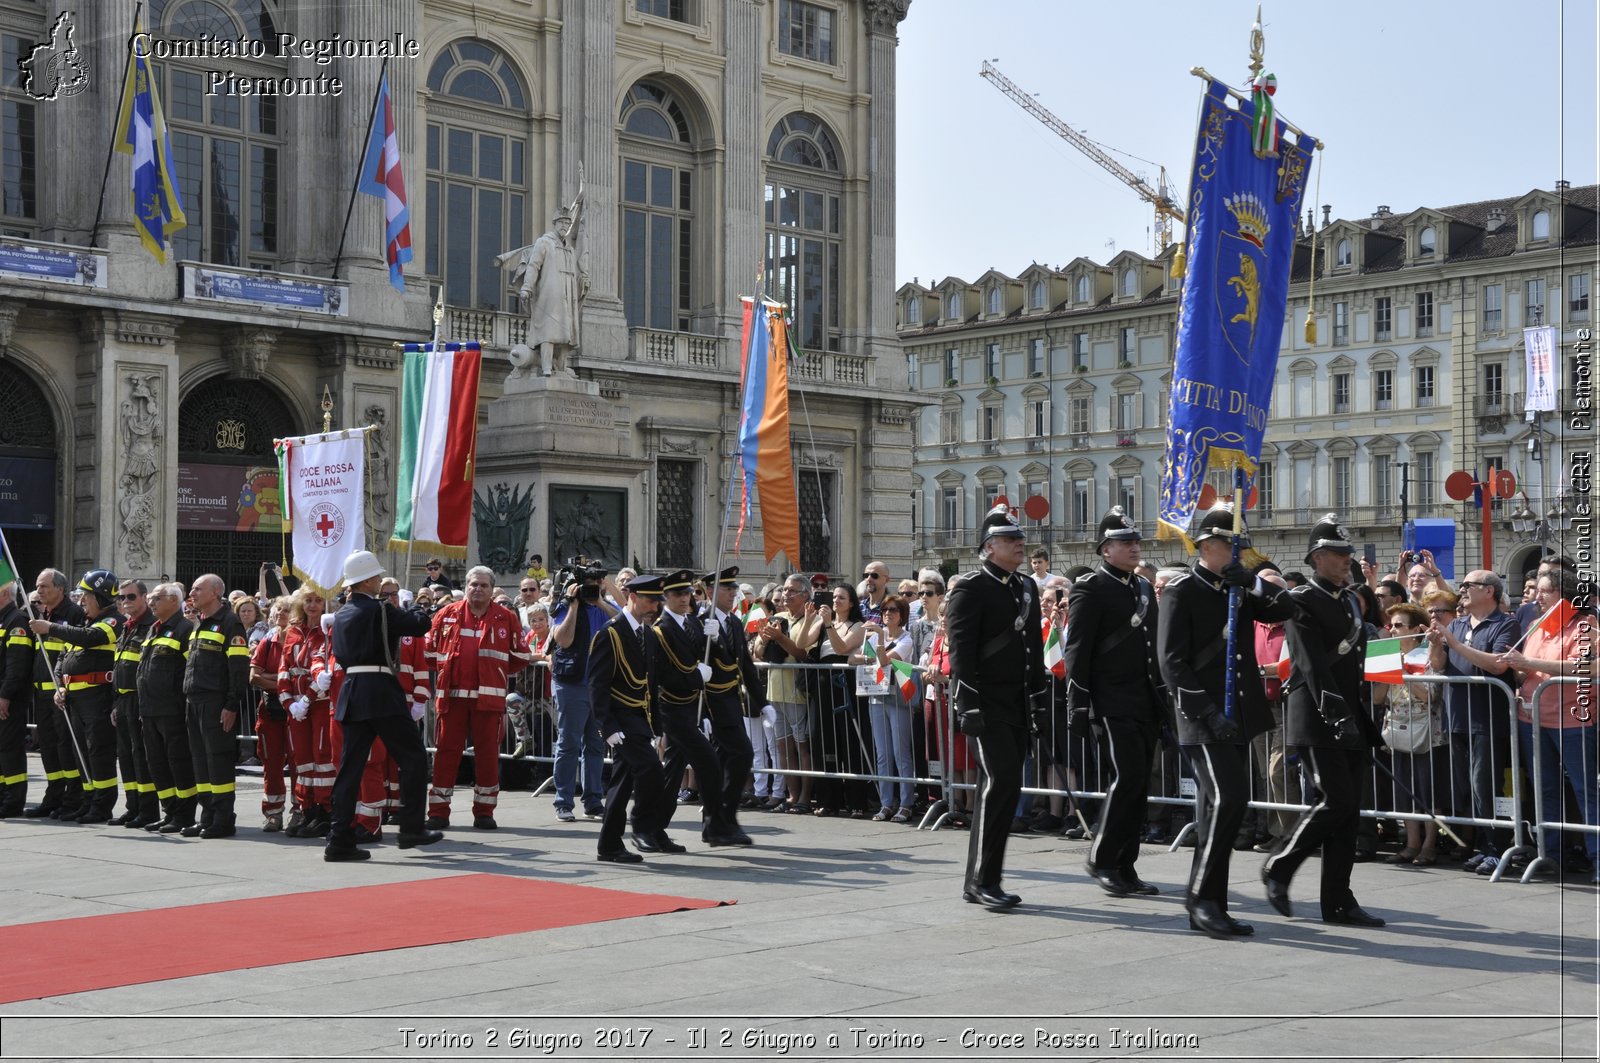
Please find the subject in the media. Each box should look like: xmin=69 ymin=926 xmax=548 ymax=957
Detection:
xmin=63 ymin=671 xmax=115 ymax=686
xmin=345 ymin=665 xmax=393 ymax=675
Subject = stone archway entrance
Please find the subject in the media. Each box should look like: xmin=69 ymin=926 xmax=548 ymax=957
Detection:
xmin=0 ymin=362 xmax=61 ymax=584
xmin=176 ymin=377 xmax=301 ymax=595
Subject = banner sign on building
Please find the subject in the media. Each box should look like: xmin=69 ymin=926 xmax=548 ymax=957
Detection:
xmin=275 ymin=429 xmax=368 ymax=594
xmin=182 ymin=264 xmax=349 ymax=317
xmin=1524 ymin=325 xmax=1558 ymax=412
xmin=177 ymin=463 xmax=284 ymax=533
xmin=0 ymin=238 xmax=107 ymax=289
xmin=0 ymin=456 xmax=56 ymax=528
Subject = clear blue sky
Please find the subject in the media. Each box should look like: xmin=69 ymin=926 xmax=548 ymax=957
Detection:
xmin=894 ymin=0 xmax=1599 ymax=287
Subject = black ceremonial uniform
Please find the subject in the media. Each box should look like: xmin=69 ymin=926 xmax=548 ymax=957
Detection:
xmin=0 ymin=598 xmax=35 ymax=815
xmin=946 ymin=505 xmax=1048 ymax=908
xmin=651 ymin=579 xmax=739 ymax=845
xmin=587 ymin=578 xmax=668 ymax=862
xmin=48 ymin=593 xmax=126 ymax=823
xmin=698 ymin=567 xmax=764 ymax=837
xmin=1261 ymin=515 xmax=1386 ymax=927
xmin=137 ymin=610 xmax=197 ymax=831
xmin=183 ymin=601 xmax=251 ymax=837
xmin=327 ymin=589 xmax=434 ymax=852
xmin=1157 ymin=520 xmax=1294 ymax=936
xmin=1063 ymin=508 xmax=1166 ymax=895
xmin=27 ymin=595 xmax=85 ymax=817
xmin=111 ymin=607 xmax=157 ymax=827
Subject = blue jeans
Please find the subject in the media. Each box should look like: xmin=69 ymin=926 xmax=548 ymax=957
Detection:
xmin=552 ymin=680 xmax=604 ymax=813
xmin=867 ymin=696 xmax=915 ymax=809
xmin=1518 ymin=720 xmax=1600 ymax=864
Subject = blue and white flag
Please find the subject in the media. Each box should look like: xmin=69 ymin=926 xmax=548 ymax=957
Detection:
xmin=114 ymin=20 xmax=186 ymax=263
xmin=1159 ymin=80 xmax=1317 ymax=540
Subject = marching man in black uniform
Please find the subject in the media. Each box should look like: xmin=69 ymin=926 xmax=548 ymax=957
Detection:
xmin=324 ymin=550 xmax=443 ymax=862
xmin=698 ymin=567 xmax=762 ymax=845
xmin=1260 ymin=515 xmax=1387 ymax=927
xmin=652 ymin=569 xmax=745 ymax=848
xmin=588 ymin=573 xmax=669 ymax=863
xmin=30 ymin=570 xmax=125 ymax=824
xmin=1157 ymin=503 xmax=1293 ymax=938
xmin=946 ymin=504 xmax=1049 ymax=908
xmin=1064 ymin=506 xmax=1166 ymax=898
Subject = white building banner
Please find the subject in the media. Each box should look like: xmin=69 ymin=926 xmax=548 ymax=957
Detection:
xmin=1524 ymin=326 xmax=1558 ymax=412
xmin=275 ymin=428 xmax=368 ymax=594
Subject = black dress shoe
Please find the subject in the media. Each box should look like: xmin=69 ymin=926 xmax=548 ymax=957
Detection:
xmin=703 ymin=829 xmax=753 ymax=847
xmin=397 ymin=829 xmax=445 ymax=849
xmin=598 ymin=848 xmax=643 ymax=864
xmin=107 ymin=810 xmax=134 ymax=826
xmin=24 ymin=805 xmax=58 ymax=818
xmin=962 ymin=884 xmax=1021 ymax=909
xmin=1085 ymin=861 xmax=1134 ymax=897
xmin=144 ymin=818 xmax=171 ymax=833
xmin=652 ymin=832 xmax=687 ymax=853
xmin=352 ymin=826 xmax=383 ymax=846
xmin=324 ymin=845 xmax=372 ymax=862
xmin=180 ymin=823 xmax=204 ymax=838
xmin=1323 ymin=904 xmax=1386 ymax=927
xmin=473 ymin=816 xmax=498 ymax=830
xmin=1261 ymin=866 xmax=1293 ymax=917
xmin=200 ymin=823 xmax=236 ymax=839
xmin=127 ymin=814 xmax=160 ymax=830
xmin=1187 ymin=901 xmax=1239 ymax=940
xmin=75 ymin=809 xmax=112 ymax=825
xmin=1224 ymin=916 xmax=1255 ymax=936
xmin=631 ymin=831 xmax=663 ymax=853
xmin=159 ymin=821 xmax=192 ymax=834
xmin=1120 ymin=868 xmax=1160 ymax=895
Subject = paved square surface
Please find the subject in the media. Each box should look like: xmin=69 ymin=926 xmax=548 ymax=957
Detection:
xmin=1 ymin=767 xmax=1595 ymax=1062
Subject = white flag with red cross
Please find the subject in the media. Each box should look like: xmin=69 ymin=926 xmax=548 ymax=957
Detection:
xmin=274 ymin=428 xmax=368 ymax=595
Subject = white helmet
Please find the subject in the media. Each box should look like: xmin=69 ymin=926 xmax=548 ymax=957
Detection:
xmin=342 ymin=550 xmax=385 ymax=585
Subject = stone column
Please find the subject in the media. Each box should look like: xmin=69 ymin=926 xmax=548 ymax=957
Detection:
xmin=37 ymin=0 xmax=131 ymax=247
xmin=76 ymin=311 xmax=179 ymax=582
xmin=719 ymin=0 xmax=764 ymax=338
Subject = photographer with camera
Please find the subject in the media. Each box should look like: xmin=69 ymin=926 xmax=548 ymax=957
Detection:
xmin=1400 ymin=549 xmax=1453 ymax=605
xmin=548 ymin=558 xmax=620 ymax=822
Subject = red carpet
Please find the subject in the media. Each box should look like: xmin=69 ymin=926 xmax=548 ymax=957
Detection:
xmin=0 ymin=873 xmax=727 ymax=1004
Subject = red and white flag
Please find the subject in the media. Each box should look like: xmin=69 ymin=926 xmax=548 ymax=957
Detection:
xmin=356 ymin=71 xmax=413 ymax=292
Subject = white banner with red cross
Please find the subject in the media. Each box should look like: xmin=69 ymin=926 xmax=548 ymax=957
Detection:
xmin=275 ymin=428 xmax=368 ymax=594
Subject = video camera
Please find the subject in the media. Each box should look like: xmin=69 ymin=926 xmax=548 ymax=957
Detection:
xmin=555 ymin=556 xmax=608 ymax=602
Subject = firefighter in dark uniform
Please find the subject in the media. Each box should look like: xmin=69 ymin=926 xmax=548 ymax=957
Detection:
xmin=1157 ymin=503 xmax=1294 ymax=938
xmin=698 ymin=566 xmax=763 ymax=845
xmin=30 ymin=570 xmax=125 ymax=824
xmin=137 ymin=581 xmax=198 ymax=833
xmin=0 ymin=580 xmax=35 ymax=816
xmin=25 ymin=569 xmax=86 ymax=818
xmin=110 ymin=580 xmax=158 ymax=828
xmin=1261 ymin=515 xmax=1387 ymax=927
xmin=324 ymin=550 xmax=442 ymax=862
xmin=1064 ymin=506 xmax=1167 ymax=898
xmin=650 ymin=569 xmax=743 ymax=849
xmin=946 ymin=504 xmax=1049 ymax=909
xmin=588 ymin=573 xmax=668 ymax=863
xmin=182 ymin=573 xmax=251 ymax=839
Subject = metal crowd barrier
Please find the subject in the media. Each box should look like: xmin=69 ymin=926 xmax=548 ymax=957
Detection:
xmin=1518 ymin=676 xmax=1598 ymax=884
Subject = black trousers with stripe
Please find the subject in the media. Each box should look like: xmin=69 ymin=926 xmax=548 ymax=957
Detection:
xmin=1183 ymin=740 xmax=1249 ymax=908
xmin=1089 ymin=716 xmax=1160 ymax=873
xmin=1262 ymin=745 xmax=1365 ymax=916
xmin=965 ymin=718 xmax=1028 ymax=892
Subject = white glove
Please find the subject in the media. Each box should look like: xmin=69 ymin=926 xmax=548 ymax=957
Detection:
xmin=289 ymin=696 xmax=310 ymax=721
xmin=312 ymin=671 xmax=332 ymax=694
xmin=695 ymin=663 xmax=712 ymax=684
xmin=410 ymin=700 xmax=426 ymax=722
xmin=606 ymin=731 xmax=625 ymax=748
xmin=320 ymin=614 xmax=335 ymax=634
xmin=702 ymin=619 xmax=720 ymax=638
xmin=701 ymin=717 xmax=713 ymax=737
xmin=761 ymin=704 xmax=778 ymax=727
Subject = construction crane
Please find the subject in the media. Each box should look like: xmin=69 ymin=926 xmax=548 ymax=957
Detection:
xmin=980 ymin=60 xmax=1185 ymax=254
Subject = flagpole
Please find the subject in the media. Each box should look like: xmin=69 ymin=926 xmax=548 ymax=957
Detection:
xmin=1221 ymin=466 xmax=1245 ymax=722
xmin=1 ymin=536 xmax=92 ymax=789
xmin=89 ymin=1 xmax=143 ymax=249
xmin=332 ymin=57 xmax=390 ymax=281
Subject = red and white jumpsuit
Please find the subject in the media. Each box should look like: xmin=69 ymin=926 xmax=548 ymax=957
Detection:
xmin=279 ymin=622 xmax=334 ymax=817
xmin=426 ymin=601 xmax=530 ymax=821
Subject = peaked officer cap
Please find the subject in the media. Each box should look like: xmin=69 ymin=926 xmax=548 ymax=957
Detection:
xmin=1192 ymin=502 xmax=1249 ymax=548
xmin=1095 ymin=505 xmax=1141 ymax=550
xmin=1304 ymin=513 xmax=1354 ymax=565
xmin=661 ymin=569 xmax=697 ymax=593
xmin=979 ymin=503 xmax=1024 ymax=547
xmin=627 ymin=573 xmax=666 ymax=598
xmin=701 ymin=566 xmax=740 ymax=587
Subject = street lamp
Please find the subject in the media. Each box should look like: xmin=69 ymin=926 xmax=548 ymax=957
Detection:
xmin=1508 ymin=495 xmax=1538 ymax=536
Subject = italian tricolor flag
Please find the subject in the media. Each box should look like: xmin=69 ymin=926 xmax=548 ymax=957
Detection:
xmin=743 ymin=602 xmax=768 ymax=634
xmin=1364 ymin=638 xmax=1429 ymax=685
xmin=877 ymin=658 xmax=918 ymax=702
xmin=390 ymin=347 xmax=482 ymax=557
xmin=1043 ymin=620 xmax=1065 ymax=678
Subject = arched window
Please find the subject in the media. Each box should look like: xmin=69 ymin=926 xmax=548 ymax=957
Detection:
xmin=946 ymin=292 xmax=961 ymax=320
xmin=425 ymin=40 xmax=530 ymax=310
xmin=1076 ymin=275 xmax=1090 ymax=303
xmin=1531 ymin=209 xmax=1550 ymax=241
xmin=619 ymin=80 xmax=699 ymax=331
xmin=988 ymin=287 xmax=1001 ymax=315
xmin=1030 ymin=279 xmax=1046 ymax=309
xmin=1418 ymin=226 xmax=1435 ymax=256
xmin=906 ymin=297 xmax=920 ymax=325
xmin=152 ymin=0 xmax=284 ymax=266
xmin=765 ymin=112 xmax=843 ymax=352
xmin=1121 ymin=267 xmax=1137 ymax=297
xmin=1336 ymin=238 xmax=1352 ymax=267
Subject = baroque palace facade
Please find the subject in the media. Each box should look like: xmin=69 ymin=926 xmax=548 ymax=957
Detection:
xmin=899 ymin=183 xmax=1597 ymax=581
xmin=0 ymin=0 xmax=913 ymax=591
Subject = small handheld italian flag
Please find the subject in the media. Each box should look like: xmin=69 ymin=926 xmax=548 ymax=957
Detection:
xmin=877 ymin=658 xmax=918 ymax=702
xmin=1042 ymin=620 xmax=1065 ymax=678
xmin=743 ymin=602 xmax=768 ymax=634
xmin=1364 ymin=638 xmax=1430 ymax=685
xmin=1273 ymin=641 xmax=1291 ymax=682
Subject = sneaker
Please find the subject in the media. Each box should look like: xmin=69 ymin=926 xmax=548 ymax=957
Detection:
xmin=285 ymin=809 xmax=306 ymax=838
xmin=1475 ymin=856 xmax=1500 ymax=876
xmin=1463 ymin=853 xmax=1488 ymax=872
xmin=583 ymin=807 xmax=604 ymax=820
xmin=262 ymin=813 xmax=283 ymax=833
xmin=555 ymin=807 xmax=577 ymax=823
xmin=678 ymin=789 xmax=699 ymax=805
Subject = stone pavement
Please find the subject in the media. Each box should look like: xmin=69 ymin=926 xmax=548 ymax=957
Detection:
xmin=1 ymin=765 xmax=1596 ymax=1063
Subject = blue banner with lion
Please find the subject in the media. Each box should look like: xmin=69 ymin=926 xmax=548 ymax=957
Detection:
xmin=1159 ymin=79 xmax=1317 ymax=540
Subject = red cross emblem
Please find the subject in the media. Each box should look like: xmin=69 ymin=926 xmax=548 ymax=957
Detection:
xmin=308 ymin=502 xmax=345 ymax=547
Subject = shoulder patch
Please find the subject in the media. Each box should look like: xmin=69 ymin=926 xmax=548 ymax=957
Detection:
xmin=230 ymin=636 xmax=246 ymax=646
xmin=1074 ymin=572 xmax=1094 ymax=584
